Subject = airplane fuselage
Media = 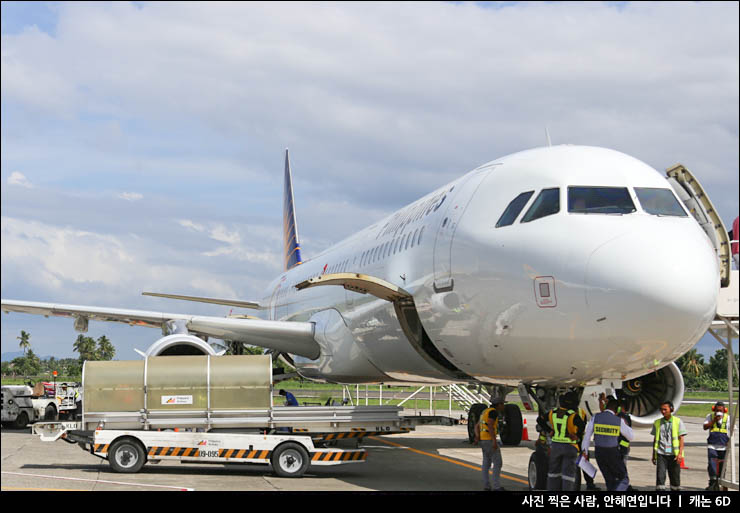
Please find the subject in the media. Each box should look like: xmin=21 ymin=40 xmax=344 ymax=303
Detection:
xmin=261 ymin=146 xmax=719 ymax=387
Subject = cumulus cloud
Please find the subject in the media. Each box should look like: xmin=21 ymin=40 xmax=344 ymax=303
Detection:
xmin=1 ymin=2 xmax=737 ymax=359
xmin=8 ymin=171 xmax=33 ymax=188
xmin=118 ymin=191 xmax=143 ymax=201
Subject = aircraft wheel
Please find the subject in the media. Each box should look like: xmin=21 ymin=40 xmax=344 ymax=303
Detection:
xmin=500 ymin=404 xmax=523 ymax=446
xmin=467 ymin=403 xmax=488 ymax=443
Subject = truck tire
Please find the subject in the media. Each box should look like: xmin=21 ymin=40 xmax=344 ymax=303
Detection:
xmin=271 ymin=442 xmax=310 ymax=478
xmin=108 ymin=438 xmax=146 ymax=473
xmin=467 ymin=403 xmax=488 ymax=443
xmin=500 ymin=404 xmax=523 ymax=446
xmin=13 ymin=411 xmax=29 ymax=429
xmin=44 ymin=404 xmax=58 ymax=421
xmin=528 ymin=448 xmax=582 ymax=491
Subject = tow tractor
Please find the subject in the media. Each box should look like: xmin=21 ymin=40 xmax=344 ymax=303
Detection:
xmin=33 ymin=354 xmax=450 ymax=477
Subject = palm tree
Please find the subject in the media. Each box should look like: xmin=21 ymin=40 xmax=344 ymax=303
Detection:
xmin=678 ymin=348 xmax=705 ymax=377
xmin=17 ymin=330 xmax=31 ymax=355
xmin=96 ymin=335 xmax=116 ymax=361
xmin=73 ymin=335 xmax=97 ymax=362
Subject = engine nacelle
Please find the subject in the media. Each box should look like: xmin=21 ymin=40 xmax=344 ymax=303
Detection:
xmin=619 ymin=362 xmax=685 ymax=427
xmin=143 ymin=334 xmax=217 ymax=357
xmin=581 ymin=363 xmax=685 ymax=427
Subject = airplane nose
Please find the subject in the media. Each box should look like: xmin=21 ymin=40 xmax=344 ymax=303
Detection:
xmin=585 ymin=223 xmax=719 ymax=353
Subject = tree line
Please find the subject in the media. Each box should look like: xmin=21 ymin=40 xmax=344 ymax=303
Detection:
xmin=2 ymin=330 xmax=116 ymax=379
xmin=7 ymin=330 xmax=733 ymax=391
xmin=2 ymin=331 xmax=288 ymax=379
xmin=675 ymin=348 xmax=738 ymax=391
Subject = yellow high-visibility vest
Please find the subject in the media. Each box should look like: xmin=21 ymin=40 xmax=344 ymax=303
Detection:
xmin=653 ymin=416 xmax=681 ymax=455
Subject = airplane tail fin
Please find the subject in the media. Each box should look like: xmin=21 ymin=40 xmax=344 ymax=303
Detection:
xmin=283 ymin=149 xmax=303 ymax=271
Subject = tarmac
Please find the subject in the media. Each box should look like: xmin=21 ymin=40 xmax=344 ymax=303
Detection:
xmin=1 ymin=411 xmax=738 ymax=492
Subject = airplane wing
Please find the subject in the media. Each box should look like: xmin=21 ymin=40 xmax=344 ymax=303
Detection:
xmin=0 ymin=299 xmax=319 ymax=359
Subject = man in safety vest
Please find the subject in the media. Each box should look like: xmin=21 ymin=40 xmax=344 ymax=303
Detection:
xmin=617 ymin=397 xmax=632 ymax=465
xmin=474 ymin=398 xmax=506 ymax=491
xmin=650 ymin=400 xmax=687 ymax=491
xmin=74 ymin=387 xmax=82 ymax=420
xmin=582 ymin=397 xmax=634 ymax=491
xmin=703 ymin=401 xmax=730 ymax=491
xmin=547 ymin=392 xmax=585 ymax=491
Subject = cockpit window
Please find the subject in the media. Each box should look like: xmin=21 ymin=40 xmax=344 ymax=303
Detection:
xmin=521 ymin=188 xmax=560 ymax=223
xmin=634 ymin=188 xmax=687 ymax=217
xmin=568 ymin=187 xmax=636 ymax=215
xmin=496 ymin=191 xmax=534 ymax=228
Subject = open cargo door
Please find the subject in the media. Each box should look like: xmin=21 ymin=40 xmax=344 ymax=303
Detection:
xmin=295 ymin=273 xmax=411 ymax=302
xmin=666 ymin=164 xmax=731 ymax=287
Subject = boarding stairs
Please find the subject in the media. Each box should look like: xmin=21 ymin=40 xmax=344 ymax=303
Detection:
xmin=440 ymin=384 xmax=491 ymax=413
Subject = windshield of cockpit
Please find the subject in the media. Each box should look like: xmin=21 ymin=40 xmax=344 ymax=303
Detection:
xmin=568 ymin=186 xmax=636 ymax=214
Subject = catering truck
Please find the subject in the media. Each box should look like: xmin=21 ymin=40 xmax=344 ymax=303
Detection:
xmin=33 ymin=354 xmax=444 ymax=477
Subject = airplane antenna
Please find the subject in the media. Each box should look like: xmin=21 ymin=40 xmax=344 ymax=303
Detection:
xmin=545 ymin=127 xmax=552 ymax=147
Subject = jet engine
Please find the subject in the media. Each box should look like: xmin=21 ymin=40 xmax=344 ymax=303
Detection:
xmin=618 ymin=362 xmax=685 ymax=427
xmin=141 ymin=334 xmax=218 ymax=357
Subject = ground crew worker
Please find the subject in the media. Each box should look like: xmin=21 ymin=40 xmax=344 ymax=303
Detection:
xmin=650 ymin=400 xmax=687 ymax=491
xmin=547 ymin=392 xmax=585 ymax=491
xmin=578 ymin=399 xmax=601 ymax=491
xmin=703 ymin=401 xmax=730 ymax=490
xmin=74 ymin=387 xmax=82 ymax=419
xmin=474 ymin=398 xmax=506 ymax=491
xmin=278 ymin=389 xmax=299 ymax=406
xmin=617 ymin=397 xmax=632 ymax=465
xmin=533 ymin=414 xmax=552 ymax=490
xmin=617 ymin=397 xmax=636 ymax=491
xmin=582 ymin=397 xmax=634 ymax=491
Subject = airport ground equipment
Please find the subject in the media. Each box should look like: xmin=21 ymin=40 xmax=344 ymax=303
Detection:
xmin=1 ymin=382 xmax=80 ymax=428
xmin=32 ymin=354 xmax=444 ymax=476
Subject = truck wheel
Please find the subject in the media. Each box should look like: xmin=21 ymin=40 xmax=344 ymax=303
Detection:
xmin=108 ymin=439 xmax=146 ymax=473
xmin=528 ymin=452 xmax=538 ymax=490
xmin=271 ymin=442 xmax=310 ymax=478
xmin=467 ymin=403 xmax=488 ymax=443
xmin=500 ymin=404 xmax=523 ymax=446
xmin=13 ymin=411 xmax=29 ymax=429
xmin=528 ymin=449 xmax=549 ymax=490
xmin=44 ymin=404 xmax=58 ymax=421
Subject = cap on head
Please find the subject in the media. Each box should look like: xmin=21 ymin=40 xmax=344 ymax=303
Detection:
xmin=715 ymin=401 xmax=725 ymax=408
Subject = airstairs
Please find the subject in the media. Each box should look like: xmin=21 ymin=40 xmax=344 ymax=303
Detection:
xmin=440 ymin=384 xmax=491 ymax=412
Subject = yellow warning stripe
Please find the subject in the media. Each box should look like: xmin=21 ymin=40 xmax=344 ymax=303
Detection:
xmin=93 ymin=444 xmax=109 ymax=454
xmin=311 ymin=451 xmax=366 ymax=462
xmin=145 ymin=447 xmax=272 ymax=459
xmin=313 ymin=430 xmax=382 ymax=441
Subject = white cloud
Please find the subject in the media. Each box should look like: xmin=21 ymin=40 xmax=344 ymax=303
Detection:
xmin=1 ymin=2 xmax=737 ymax=360
xmin=8 ymin=171 xmax=33 ymax=188
xmin=178 ymin=219 xmax=205 ymax=232
xmin=118 ymin=191 xmax=143 ymax=201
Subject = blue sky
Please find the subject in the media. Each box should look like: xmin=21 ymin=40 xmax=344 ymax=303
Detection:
xmin=1 ymin=1 xmax=738 ymax=361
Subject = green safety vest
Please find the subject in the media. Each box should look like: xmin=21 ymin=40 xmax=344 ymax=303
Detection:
xmin=550 ymin=408 xmax=576 ymax=445
xmin=617 ymin=409 xmax=631 ymax=449
xmin=653 ymin=416 xmax=681 ymax=455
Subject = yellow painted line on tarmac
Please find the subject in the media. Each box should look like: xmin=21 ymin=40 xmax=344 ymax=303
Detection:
xmin=368 ymin=436 xmax=529 ymax=485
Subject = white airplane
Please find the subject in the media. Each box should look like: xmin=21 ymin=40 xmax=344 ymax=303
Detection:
xmin=2 ymin=144 xmax=731 ymax=442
